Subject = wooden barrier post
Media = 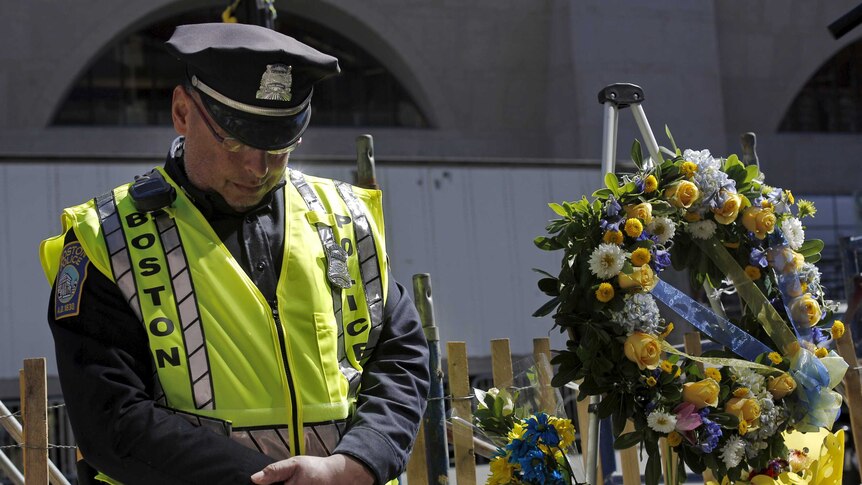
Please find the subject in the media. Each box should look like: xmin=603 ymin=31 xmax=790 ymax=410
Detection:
xmin=490 ymin=339 xmax=513 ymax=388
xmin=619 ymin=420 xmax=640 ymax=485
xmin=532 ymin=338 xmax=556 ymax=414
xmin=447 ymin=342 xmax=476 ymax=485
xmin=405 ymin=423 xmax=429 ymax=485
xmin=834 ymin=322 xmax=862 ymax=475
xmin=22 ymin=358 xmax=48 ymax=485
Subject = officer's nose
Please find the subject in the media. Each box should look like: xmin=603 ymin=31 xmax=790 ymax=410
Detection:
xmin=242 ymin=150 xmax=270 ymax=179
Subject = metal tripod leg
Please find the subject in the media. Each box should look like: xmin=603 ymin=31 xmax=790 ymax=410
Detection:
xmin=598 ymin=83 xmax=663 ymax=175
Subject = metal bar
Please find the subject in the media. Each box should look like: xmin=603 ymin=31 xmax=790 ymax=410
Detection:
xmin=355 ymin=135 xmax=378 ymax=189
xmin=630 ymin=104 xmax=662 ymax=169
xmin=412 ymin=274 xmax=449 ymax=485
xmin=0 ymin=448 xmax=24 ymax=485
xmin=601 ymin=103 xmax=619 ymax=176
xmin=585 ymin=395 xmax=601 ymax=485
xmin=0 ymin=399 xmax=70 ymax=485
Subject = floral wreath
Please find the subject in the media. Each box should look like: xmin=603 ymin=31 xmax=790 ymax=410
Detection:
xmin=534 ymin=128 xmax=849 ymax=484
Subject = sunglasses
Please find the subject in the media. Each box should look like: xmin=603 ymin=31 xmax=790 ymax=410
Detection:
xmin=188 ymin=90 xmax=300 ymax=156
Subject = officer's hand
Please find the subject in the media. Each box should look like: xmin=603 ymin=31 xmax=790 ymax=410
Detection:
xmin=250 ymin=454 xmax=375 ymax=485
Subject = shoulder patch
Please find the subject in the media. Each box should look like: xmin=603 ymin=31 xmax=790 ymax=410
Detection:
xmin=55 ymin=242 xmax=90 ymax=320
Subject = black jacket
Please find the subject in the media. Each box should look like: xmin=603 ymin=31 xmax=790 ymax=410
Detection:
xmin=47 ymin=145 xmax=430 ymax=484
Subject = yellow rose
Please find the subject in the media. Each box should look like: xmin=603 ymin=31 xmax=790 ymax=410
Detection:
xmin=624 ymin=202 xmax=653 ymax=224
xmin=617 ymin=265 xmax=658 ymax=292
xmin=790 ymin=294 xmax=822 ymax=327
xmin=767 ymin=373 xmax=796 ymax=400
xmin=595 ymin=282 xmax=615 ymax=303
xmin=741 ymin=206 xmax=776 ymax=239
xmin=682 ymin=378 xmax=720 ymax=409
xmin=711 ymin=191 xmax=743 ymax=224
xmin=623 ymin=332 xmax=662 ymax=370
xmin=724 ymin=397 xmax=761 ymax=422
xmin=665 ymin=180 xmax=699 ymax=209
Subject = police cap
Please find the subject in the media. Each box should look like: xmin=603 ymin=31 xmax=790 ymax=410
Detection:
xmin=165 ymin=23 xmax=340 ymax=151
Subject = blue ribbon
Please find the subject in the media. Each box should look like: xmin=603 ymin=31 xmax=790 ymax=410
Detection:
xmin=651 ymin=280 xmax=773 ymax=361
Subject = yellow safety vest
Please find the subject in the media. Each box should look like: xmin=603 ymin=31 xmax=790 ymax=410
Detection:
xmin=40 ymin=167 xmax=390 ymax=467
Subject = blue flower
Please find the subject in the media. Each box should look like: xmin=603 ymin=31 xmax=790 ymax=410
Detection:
xmin=605 ymin=197 xmax=621 ymax=217
xmin=699 ymin=418 xmax=722 ymax=453
xmin=651 ymin=248 xmax=672 ymax=272
xmin=750 ymin=247 xmax=768 ymax=268
xmin=518 ymin=448 xmax=549 ymax=484
xmin=506 ymin=438 xmax=533 ymax=461
xmin=524 ymin=413 xmax=560 ymax=447
xmin=812 ymin=327 xmax=828 ymax=346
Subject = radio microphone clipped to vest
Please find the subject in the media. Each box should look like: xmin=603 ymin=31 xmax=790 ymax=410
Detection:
xmin=130 ymin=169 xmax=178 ymax=213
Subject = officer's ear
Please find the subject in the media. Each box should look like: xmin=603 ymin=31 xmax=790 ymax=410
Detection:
xmin=171 ymin=85 xmax=191 ymax=136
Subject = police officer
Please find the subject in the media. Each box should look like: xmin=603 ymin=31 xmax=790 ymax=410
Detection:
xmin=40 ymin=23 xmax=429 ymax=485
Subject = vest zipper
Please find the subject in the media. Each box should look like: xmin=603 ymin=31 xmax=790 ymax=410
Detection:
xmin=270 ymin=301 xmax=302 ymax=455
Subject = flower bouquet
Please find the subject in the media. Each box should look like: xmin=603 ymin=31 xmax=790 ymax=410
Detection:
xmin=451 ymin=356 xmax=586 ymax=484
xmin=534 ymin=129 xmax=848 ymax=484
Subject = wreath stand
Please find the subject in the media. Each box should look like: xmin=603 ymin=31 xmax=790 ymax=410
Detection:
xmin=582 ymin=83 xmax=862 ymax=485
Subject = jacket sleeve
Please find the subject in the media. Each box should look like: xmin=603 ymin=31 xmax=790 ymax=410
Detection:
xmin=47 ymin=230 xmax=275 ymax=485
xmin=333 ymin=277 xmax=431 ymax=484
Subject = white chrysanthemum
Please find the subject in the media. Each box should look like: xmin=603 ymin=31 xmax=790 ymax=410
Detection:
xmin=613 ymin=293 xmax=663 ymax=334
xmin=732 ymin=368 xmax=766 ymax=396
xmin=781 ymin=217 xmax=805 ymax=250
xmin=686 ymin=220 xmax=717 ymax=240
xmin=720 ymin=435 xmax=746 ymax=469
xmin=683 ymin=148 xmax=735 ymax=205
xmin=588 ymin=243 xmax=626 ymax=279
xmin=647 ymin=410 xmax=677 ymax=433
xmin=647 ymin=217 xmax=676 ymax=245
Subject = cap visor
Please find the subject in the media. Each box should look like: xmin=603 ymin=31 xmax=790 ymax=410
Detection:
xmin=201 ymin=95 xmax=310 ymax=151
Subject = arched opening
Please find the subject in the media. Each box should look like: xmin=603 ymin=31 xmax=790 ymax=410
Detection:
xmin=52 ymin=7 xmax=429 ymax=129
xmin=779 ymin=37 xmax=862 ymax=132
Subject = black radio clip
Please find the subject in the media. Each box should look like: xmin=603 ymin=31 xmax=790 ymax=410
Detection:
xmin=129 ymin=169 xmax=177 ymax=213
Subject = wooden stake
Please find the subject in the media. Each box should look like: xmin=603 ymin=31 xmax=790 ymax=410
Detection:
xmin=490 ymin=339 xmax=513 ymax=388
xmin=684 ymin=332 xmax=703 ymax=373
xmin=834 ymin=322 xmax=862 ymax=476
xmin=446 ymin=342 xmax=476 ymax=485
xmin=619 ymin=420 xmax=641 ymax=485
xmin=405 ymin=422 xmax=429 ymax=485
xmin=533 ymin=338 xmax=556 ymax=414
xmin=22 ymin=358 xmax=48 ymax=485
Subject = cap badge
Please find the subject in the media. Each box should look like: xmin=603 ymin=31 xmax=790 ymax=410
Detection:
xmin=256 ymin=64 xmax=293 ymax=102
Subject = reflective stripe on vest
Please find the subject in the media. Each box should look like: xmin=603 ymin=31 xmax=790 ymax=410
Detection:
xmin=289 ymin=171 xmax=362 ymax=398
xmin=334 ymin=181 xmax=385 ymax=364
xmin=95 ymin=192 xmax=142 ymax=321
xmin=153 ymin=212 xmax=215 ymax=410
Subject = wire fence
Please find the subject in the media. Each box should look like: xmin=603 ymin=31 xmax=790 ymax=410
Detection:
xmin=0 ymin=398 xmax=78 ymax=485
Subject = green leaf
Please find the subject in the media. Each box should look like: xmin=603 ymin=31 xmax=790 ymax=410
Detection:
xmin=665 ymin=125 xmax=678 ymax=154
xmin=538 ymin=277 xmax=559 ymax=296
xmin=592 ymin=188 xmax=614 ymax=199
xmin=645 ymin=452 xmax=662 ymax=485
xmin=631 ymin=139 xmax=644 ymax=169
xmin=548 ymin=202 xmax=567 ymax=217
xmin=709 ymin=412 xmax=740 ymax=428
xmin=744 ymin=164 xmax=760 ymax=184
xmin=532 ymin=297 xmax=560 ymax=317
xmin=605 ymin=173 xmax=621 ymax=196
xmin=805 ymin=253 xmax=821 ymax=263
xmin=798 ymin=239 xmax=824 ymax=257
xmin=532 ymin=268 xmax=556 ymax=279
xmin=613 ymin=429 xmax=643 ymax=450
xmin=534 ymin=236 xmax=562 ymax=251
